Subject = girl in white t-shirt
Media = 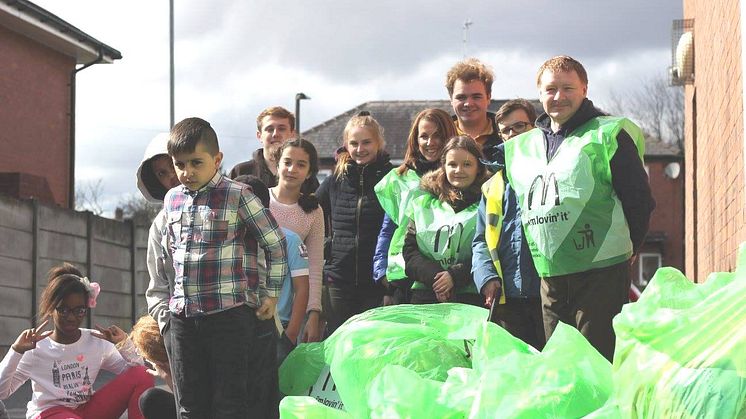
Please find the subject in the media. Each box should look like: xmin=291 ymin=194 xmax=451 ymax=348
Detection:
xmin=0 ymin=263 xmax=153 ymax=419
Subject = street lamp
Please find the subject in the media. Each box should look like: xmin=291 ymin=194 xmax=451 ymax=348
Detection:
xmin=295 ymin=93 xmax=310 ymax=134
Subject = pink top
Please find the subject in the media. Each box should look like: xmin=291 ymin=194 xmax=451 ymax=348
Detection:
xmin=270 ymin=191 xmax=325 ymax=312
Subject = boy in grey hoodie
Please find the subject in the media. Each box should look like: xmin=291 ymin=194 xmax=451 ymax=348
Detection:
xmin=137 ymin=133 xmax=180 ymax=334
xmin=136 ymin=133 xmax=180 ymax=417
xmin=138 ymin=133 xmax=281 ymax=418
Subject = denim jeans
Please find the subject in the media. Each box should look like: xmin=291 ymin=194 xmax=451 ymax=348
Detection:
xmin=169 ymin=304 xmax=273 ymax=419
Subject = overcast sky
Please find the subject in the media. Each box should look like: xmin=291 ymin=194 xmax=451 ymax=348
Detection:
xmin=33 ymin=0 xmax=682 ymax=216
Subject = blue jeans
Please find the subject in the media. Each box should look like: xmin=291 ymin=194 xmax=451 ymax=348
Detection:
xmin=168 ymin=304 xmax=277 ymax=419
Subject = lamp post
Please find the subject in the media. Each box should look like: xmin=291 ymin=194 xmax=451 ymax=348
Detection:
xmin=295 ymin=93 xmax=310 ymax=134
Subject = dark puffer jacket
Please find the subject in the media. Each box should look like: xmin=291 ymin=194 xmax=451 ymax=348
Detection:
xmin=317 ymin=153 xmax=393 ymax=287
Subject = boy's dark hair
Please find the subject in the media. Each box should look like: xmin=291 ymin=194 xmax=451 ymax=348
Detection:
xmin=168 ymin=117 xmax=220 ymax=156
xmin=234 ymin=175 xmax=270 ymax=208
xmin=494 ymin=99 xmax=538 ymax=125
xmin=38 ymin=263 xmax=88 ymax=321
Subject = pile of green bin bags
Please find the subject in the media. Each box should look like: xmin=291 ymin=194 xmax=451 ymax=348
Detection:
xmin=280 ymin=244 xmax=746 ymax=418
xmin=588 ymin=245 xmax=746 ymax=418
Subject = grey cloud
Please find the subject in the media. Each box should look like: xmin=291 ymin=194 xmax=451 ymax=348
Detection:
xmin=173 ymin=0 xmax=682 ymax=84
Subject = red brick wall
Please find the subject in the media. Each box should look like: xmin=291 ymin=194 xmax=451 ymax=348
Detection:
xmin=648 ymin=158 xmax=684 ymax=268
xmin=0 ymin=24 xmax=75 ymax=208
xmin=684 ymin=0 xmax=745 ymax=281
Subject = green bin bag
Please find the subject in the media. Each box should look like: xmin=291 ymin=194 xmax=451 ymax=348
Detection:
xmin=279 ymin=396 xmax=352 ymax=419
xmin=323 ymin=303 xmax=487 ymax=418
xmin=588 ymin=243 xmax=746 ymax=418
xmin=279 ymin=342 xmax=326 ymax=396
xmin=367 ymin=322 xmax=611 ymax=419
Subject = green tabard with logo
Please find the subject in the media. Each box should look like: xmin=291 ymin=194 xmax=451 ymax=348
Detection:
xmin=504 ymin=117 xmax=645 ymax=277
xmin=374 ymin=169 xmax=425 ymax=282
xmin=406 ymin=193 xmax=478 ymax=293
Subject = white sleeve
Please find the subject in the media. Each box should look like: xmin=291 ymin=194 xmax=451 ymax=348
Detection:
xmin=0 ymin=349 xmax=30 ymax=399
xmin=101 ymin=338 xmax=143 ymax=374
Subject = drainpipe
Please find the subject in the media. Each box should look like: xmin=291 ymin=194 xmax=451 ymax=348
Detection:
xmin=68 ymin=47 xmax=105 ymax=209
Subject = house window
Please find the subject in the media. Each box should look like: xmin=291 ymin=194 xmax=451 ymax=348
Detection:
xmin=637 ymin=253 xmax=662 ymax=288
xmin=317 ymin=169 xmax=332 ymax=183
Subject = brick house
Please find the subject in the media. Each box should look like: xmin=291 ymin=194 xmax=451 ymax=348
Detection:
xmin=0 ymin=0 xmax=120 ymax=208
xmin=635 ymin=137 xmax=684 ymax=289
xmin=680 ymin=0 xmax=745 ymax=281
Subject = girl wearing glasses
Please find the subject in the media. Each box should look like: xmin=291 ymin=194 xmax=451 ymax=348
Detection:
xmin=0 ymin=263 xmax=153 ymax=419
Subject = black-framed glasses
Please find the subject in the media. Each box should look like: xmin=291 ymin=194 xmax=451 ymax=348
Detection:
xmin=499 ymin=121 xmax=531 ymax=137
xmin=55 ymin=307 xmax=88 ymax=317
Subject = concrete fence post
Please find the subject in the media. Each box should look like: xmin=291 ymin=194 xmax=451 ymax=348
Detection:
xmin=31 ymin=199 xmax=39 ymax=327
xmin=129 ymin=220 xmax=137 ymax=325
xmin=86 ymin=211 xmax=93 ymax=329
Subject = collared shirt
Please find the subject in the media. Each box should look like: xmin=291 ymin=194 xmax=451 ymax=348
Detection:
xmin=163 ymin=171 xmax=288 ymax=317
xmin=453 ymin=112 xmax=502 ymax=163
xmin=455 ymin=117 xmax=495 ymax=147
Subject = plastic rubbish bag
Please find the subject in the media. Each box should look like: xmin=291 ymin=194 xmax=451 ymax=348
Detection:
xmin=279 ymin=342 xmax=326 ymax=396
xmin=366 ymin=322 xmax=611 ymax=419
xmin=323 ymin=303 xmax=485 ymax=418
xmin=279 ymin=396 xmax=352 ymax=419
xmin=588 ymin=244 xmax=746 ymax=418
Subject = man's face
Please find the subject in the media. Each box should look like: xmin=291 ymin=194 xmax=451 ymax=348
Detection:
xmin=497 ymin=109 xmax=534 ymax=140
xmin=257 ymin=115 xmax=294 ymax=160
xmin=450 ymin=79 xmax=491 ymax=126
xmin=538 ymin=69 xmax=587 ymax=127
xmin=171 ymin=142 xmax=223 ymax=191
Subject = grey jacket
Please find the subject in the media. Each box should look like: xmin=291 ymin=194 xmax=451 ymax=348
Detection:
xmin=136 ymin=133 xmax=176 ymax=333
xmin=146 ymin=209 xmax=173 ymax=333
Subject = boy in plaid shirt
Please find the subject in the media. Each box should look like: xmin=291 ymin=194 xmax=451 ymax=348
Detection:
xmin=161 ymin=117 xmax=288 ymax=418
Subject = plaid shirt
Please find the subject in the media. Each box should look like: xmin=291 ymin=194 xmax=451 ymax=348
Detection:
xmin=163 ymin=171 xmax=288 ymax=317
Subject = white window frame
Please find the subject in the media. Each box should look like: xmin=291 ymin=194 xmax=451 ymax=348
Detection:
xmin=638 ymin=252 xmax=662 ymax=287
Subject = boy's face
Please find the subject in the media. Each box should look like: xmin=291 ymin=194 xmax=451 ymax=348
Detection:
xmin=171 ymin=142 xmax=223 ymax=191
xmin=257 ymin=115 xmax=294 ymax=160
xmin=497 ymin=109 xmax=533 ymax=140
xmin=450 ymin=79 xmax=490 ymax=127
xmin=151 ymin=155 xmax=180 ymax=190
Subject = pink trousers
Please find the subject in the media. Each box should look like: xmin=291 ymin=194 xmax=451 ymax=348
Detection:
xmin=39 ymin=366 xmax=153 ymax=419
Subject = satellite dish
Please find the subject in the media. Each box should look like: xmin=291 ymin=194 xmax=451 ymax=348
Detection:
xmin=675 ymin=31 xmax=694 ymax=82
xmin=664 ymin=162 xmax=681 ymax=179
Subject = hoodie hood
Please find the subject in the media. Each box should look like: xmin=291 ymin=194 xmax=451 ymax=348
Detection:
xmin=136 ymin=133 xmax=172 ymax=203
